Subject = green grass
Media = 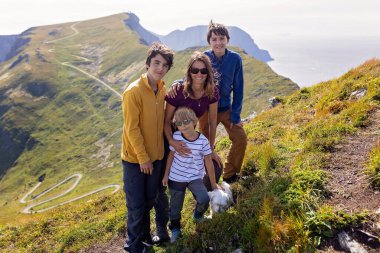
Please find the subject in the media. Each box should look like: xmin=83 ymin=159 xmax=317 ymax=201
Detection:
xmin=367 ymin=143 xmax=380 ymax=189
xmin=0 ymin=12 xmax=298 ymax=226
xmin=1 ymin=13 xmax=379 ymax=252
xmin=0 ymin=192 xmax=126 ymax=253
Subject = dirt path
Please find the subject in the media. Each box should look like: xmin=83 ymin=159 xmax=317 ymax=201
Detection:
xmin=61 ymin=61 xmax=122 ymax=98
xmin=319 ymin=108 xmax=380 ymax=253
xmin=324 ymin=108 xmax=380 ymax=213
xmin=45 ymin=22 xmax=123 ymax=99
xmin=45 ymin=22 xmax=80 ymax=44
xmin=80 ymin=236 xmax=126 ymax=253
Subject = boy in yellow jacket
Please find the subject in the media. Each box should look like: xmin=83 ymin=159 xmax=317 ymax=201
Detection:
xmin=121 ymin=42 xmax=174 ymax=253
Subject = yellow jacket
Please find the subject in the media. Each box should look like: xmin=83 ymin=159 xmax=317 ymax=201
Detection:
xmin=121 ymin=73 xmax=166 ymax=164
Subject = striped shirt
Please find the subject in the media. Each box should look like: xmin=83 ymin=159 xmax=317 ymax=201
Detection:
xmin=169 ymin=131 xmax=212 ymax=182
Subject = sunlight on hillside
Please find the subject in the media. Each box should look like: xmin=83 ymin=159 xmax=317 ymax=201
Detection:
xmin=1 ymin=12 xmax=379 ymax=252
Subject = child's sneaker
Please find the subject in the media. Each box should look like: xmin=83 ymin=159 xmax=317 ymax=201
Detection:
xmin=192 ymin=213 xmax=210 ymax=223
xmin=153 ymin=226 xmax=170 ymax=245
xmin=152 ymin=234 xmax=170 ymax=246
xmin=170 ymin=229 xmax=181 ymax=243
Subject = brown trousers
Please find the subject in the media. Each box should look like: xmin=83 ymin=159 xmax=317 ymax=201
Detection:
xmin=199 ymin=109 xmax=247 ymax=179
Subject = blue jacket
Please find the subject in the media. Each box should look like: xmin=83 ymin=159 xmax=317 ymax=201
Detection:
xmin=205 ymin=48 xmax=244 ymax=123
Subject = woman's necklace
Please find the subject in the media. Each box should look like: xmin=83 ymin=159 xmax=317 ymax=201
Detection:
xmin=194 ymin=90 xmax=204 ymax=107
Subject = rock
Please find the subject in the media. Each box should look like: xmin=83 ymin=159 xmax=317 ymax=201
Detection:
xmin=269 ymin=97 xmax=281 ymax=107
xmin=242 ymin=112 xmax=257 ymax=123
xmin=38 ymin=173 xmax=46 ymax=182
xmin=338 ymin=231 xmax=368 ymax=253
xmin=349 ymin=89 xmax=367 ymax=100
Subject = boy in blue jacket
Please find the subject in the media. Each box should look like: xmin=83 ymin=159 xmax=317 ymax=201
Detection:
xmin=200 ymin=21 xmax=247 ymax=183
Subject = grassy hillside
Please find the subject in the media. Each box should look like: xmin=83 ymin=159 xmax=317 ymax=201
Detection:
xmin=0 ymin=14 xmax=136 ymax=224
xmin=0 ymin=12 xmax=298 ymax=227
xmin=1 ymin=58 xmax=378 ymax=252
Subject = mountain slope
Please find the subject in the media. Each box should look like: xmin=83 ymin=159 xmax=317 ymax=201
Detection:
xmin=1 ymin=58 xmax=378 ymax=253
xmin=0 ymin=13 xmax=141 ymax=224
xmin=87 ymin=59 xmax=380 ymax=253
xmin=0 ymin=12 xmax=297 ymax=226
xmin=324 ymin=109 xmax=380 ymax=212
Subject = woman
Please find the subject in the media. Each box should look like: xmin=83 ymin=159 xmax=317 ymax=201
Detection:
xmin=164 ymin=51 xmax=222 ymax=180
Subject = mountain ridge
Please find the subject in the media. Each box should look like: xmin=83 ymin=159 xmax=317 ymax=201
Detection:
xmin=1 ymin=12 xmax=272 ymax=63
xmin=124 ymin=12 xmax=272 ymax=62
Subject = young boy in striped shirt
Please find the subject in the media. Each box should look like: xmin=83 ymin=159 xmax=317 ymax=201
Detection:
xmin=162 ymin=107 xmax=219 ymax=243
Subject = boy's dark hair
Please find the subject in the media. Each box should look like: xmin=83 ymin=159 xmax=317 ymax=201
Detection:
xmin=146 ymin=42 xmax=175 ymax=70
xmin=207 ymin=20 xmax=230 ymax=44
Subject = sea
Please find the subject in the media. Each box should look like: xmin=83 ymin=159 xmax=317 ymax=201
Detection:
xmin=257 ymin=34 xmax=380 ymax=87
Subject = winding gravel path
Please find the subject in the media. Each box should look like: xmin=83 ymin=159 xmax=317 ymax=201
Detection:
xmin=18 ymin=23 xmax=124 ymax=214
xmin=20 ymin=173 xmax=120 ymax=213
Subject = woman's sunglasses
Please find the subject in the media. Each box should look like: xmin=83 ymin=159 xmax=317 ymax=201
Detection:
xmin=174 ymin=119 xmax=193 ymax=127
xmin=190 ymin=67 xmax=208 ymax=75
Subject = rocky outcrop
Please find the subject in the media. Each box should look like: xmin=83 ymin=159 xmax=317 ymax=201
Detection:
xmin=123 ymin=12 xmax=160 ymax=45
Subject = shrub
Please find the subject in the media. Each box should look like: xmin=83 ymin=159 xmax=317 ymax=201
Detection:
xmin=286 ymin=88 xmax=310 ymax=105
xmin=304 ymin=206 xmax=366 ymax=246
xmin=326 ymin=100 xmax=347 ymax=114
xmin=215 ymin=136 xmax=231 ymax=152
xmin=284 ymin=168 xmax=328 ymax=211
xmin=171 ymin=212 xmax=241 ymax=252
xmin=241 ymin=141 xmax=278 ymax=177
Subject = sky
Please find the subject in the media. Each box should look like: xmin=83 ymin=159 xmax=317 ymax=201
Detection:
xmin=1 ymin=0 xmax=379 ymax=37
xmin=1 ymin=0 xmax=380 ymax=86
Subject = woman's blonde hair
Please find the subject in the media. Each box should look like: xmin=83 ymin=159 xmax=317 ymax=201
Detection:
xmin=183 ymin=51 xmax=215 ymax=99
xmin=174 ymin=107 xmax=198 ymax=126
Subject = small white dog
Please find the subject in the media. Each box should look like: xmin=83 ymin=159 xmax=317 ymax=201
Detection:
xmin=208 ymin=182 xmax=234 ymax=217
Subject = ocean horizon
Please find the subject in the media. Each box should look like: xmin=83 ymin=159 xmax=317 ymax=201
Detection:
xmin=257 ymin=34 xmax=380 ymax=87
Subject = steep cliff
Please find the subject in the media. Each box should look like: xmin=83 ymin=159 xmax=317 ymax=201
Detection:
xmin=0 ymin=35 xmax=18 ymax=62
